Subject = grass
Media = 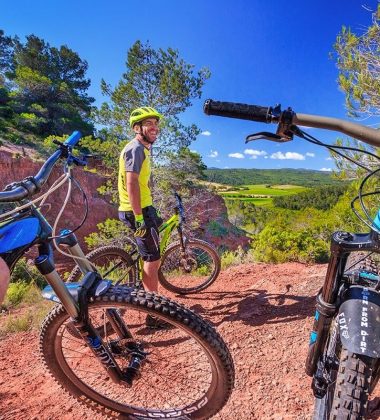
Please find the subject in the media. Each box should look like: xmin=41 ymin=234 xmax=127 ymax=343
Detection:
xmin=218 ymin=184 xmax=307 ymax=206
xmin=0 ymin=284 xmax=54 ymax=336
xmin=220 ymin=247 xmax=255 ymax=269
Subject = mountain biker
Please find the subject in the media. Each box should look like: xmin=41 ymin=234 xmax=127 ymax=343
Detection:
xmin=118 ymin=106 xmax=168 ymax=328
xmin=0 ymin=256 xmax=10 ymax=304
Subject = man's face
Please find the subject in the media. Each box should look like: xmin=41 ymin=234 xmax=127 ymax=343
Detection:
xmin=136 ymin=117 xmax=160 ymax=143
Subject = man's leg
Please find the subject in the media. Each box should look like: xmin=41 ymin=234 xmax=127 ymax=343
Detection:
xmin=142 ymin=259 xmax=161 ymax=292
xmin=0 ymin=257 xmax=10 ymax=304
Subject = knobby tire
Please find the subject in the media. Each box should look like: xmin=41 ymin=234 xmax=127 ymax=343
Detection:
xmin=331 ymin=348 xmax=374 ymax=419
xmin=39 ymin=286 xmax=234 ymax=419
xmin=159 ymin=239 xmax=221 ymax=295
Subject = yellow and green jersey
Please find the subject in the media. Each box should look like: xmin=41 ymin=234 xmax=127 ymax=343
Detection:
xmin=118 ymin=139 xmax=152 ymax=212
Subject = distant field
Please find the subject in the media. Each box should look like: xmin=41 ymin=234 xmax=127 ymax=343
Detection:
xmin=219 ymin=184 xmax=307 ymax=205
xmin=224 ymin=197 xmax=273 ymax=206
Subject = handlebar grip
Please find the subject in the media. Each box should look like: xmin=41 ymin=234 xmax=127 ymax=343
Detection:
xmin=204 ymin=99 xmax=272 ymax=123
xmin=64 ymin=131 xmax=82 ymax=147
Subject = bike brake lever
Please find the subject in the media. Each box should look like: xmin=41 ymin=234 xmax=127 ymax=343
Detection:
xmin=68 ymin=155 xmax=88 ymax=167
xmin=245 ymin=132 xmax=291 ymax=143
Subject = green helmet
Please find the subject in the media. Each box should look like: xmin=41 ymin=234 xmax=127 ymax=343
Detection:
xmin=129 ymin=106 xmax=162 ymax=128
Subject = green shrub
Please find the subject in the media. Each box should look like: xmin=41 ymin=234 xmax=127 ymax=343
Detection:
xmin=85 ymin=218 xmax=132 ymax=249
xmin=221 ymin=246 xmax=253 ymax=269
xmin=206 ymin=220 xmax=228 ymax=237
xmin=11 ymin=258 xmax=46 ymax=288
xmin=5 ymin=282 xmax=31 ymax=306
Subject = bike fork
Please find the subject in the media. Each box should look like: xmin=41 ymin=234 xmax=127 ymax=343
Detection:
xmin=177 ymin=226 xmax=187 ymax=255
xmin=305 ymin=234 xmax=349 ymax=376
xmin=37 ymin=251 xmax=136 ymax=385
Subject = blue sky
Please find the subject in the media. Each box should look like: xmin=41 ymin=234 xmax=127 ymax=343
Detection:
xmin=2 ymin=0 xmax=378 ymax=171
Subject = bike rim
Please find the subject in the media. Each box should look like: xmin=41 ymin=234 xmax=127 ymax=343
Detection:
xmin=53 ymin=302 xmax=220 ymax=416
xmin=160 ymin=243 xmax=218 ymax=293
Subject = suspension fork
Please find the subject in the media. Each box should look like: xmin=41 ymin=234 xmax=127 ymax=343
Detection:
xmin=56 ymin=229 xmax=94 ymax=274
xmin=36 ymin=250 xmax=132 ymax=385
xmin=305 ymin=232 xmax=349 ymax=376
xmin=177 ymin=225 xmax=186 ymax=251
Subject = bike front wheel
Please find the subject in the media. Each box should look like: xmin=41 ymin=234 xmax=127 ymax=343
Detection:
xmin=40 ymin=287 xmax=234 ymax=418
xmin=159 ymin=238 xmax=221 ymax=295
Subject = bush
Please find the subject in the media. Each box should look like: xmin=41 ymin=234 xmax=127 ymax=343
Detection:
xmin=206 ymin=220 xmax=229 ymax=237
xmin=85 ymin=218 xmax=132 ymax=249
xmin=5 ymin=282 xmax=31 ymax=306
xmin=221 ymin=246 xmax=254 ymax=269
xmin=11 ymin=258 xmax=46 ymax=288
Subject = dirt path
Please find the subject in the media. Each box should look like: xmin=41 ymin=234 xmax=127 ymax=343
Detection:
xmin=1 ymin=262 xmax=380 ymax=419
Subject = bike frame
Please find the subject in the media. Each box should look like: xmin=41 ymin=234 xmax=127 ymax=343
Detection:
xmin=0 ymin=134 xmax=140 ymax=385
xmin=159 ymin=212 xmax=182 ymax=254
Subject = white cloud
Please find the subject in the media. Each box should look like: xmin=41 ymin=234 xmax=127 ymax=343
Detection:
xmin=306 ymin=152 xmax=315 ymax=157
xmin=228 ymin=152 xmax=245 ymax=159
xmin=320 ymin=167 xmax=332 ymax=172
xmin=208 ymin=150 xmax=218 ymax=158
xmin=201 ymin=130 xmax=211 ymax=136
xmin=244 ymin=149 xmax=267 ymax=159
xmin=326 ymin=157 xmax=333 ymax=161
xmin=190 ymin=149 xmax=197 ymax=154
xmin=270 ymin=151 xmax=305 ymax=160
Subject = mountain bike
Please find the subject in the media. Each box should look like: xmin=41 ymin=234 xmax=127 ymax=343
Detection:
xmin=204 ymin=99 xmax=380 ymax=419
xmin=0 ymin=132 xmax=234 ymax=419
xmin=67 ymin=192 xmax=221 ymax=295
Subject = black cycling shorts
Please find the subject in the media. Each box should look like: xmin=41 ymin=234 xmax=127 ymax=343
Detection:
xmin=118 ymin=206 xmax=162 ymax=262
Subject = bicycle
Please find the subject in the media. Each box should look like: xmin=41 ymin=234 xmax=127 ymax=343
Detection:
xmin=67 ymin=192 xmax=222 ymax=295
xmin=0 ymin=131 xmax=234 ymax=419
xmin=204 ymin=99 xmax=380 ymax=419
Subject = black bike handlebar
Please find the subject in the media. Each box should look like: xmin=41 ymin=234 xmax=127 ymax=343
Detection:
xmin=203 ymin=99 xmax=273 ymax=123
xmin=204 ymin=99 xmax=380 ymax=147
xmin=0 ymin=131 xmax=82 ymax=203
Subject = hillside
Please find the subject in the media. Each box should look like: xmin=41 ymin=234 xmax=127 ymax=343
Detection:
xmin=205 ymin=168 xmax=343 ymax=187
xmin=2 ymin=262 xmax=380 ymax=419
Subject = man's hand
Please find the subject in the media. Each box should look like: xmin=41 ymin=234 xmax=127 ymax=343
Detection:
xmin=134 ymin=214 xmax=147 ymax=238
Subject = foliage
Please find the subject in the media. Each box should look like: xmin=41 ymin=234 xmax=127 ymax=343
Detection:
xmin=95 ymin=40 xmax=210 ymax=154
xmin=85 ymin=218 xmax=132 ymax=249
xmin=334 ymin=5 xmax=380 ymax=118
xmin=224 ymin=180 xmax=373 ymax=264
xmin=251 ymin=207 xmax=332 ymax=263
xmin=0 ymin=296 xmax=52 ymax=335
xmin=0 ymin=29 xmax=94 ymax=140
xmin=205 ymin=168 xmax=342 ymax=187
xmin=10 ymin=257 xmax=47 ymax=288
xmin=206 ymin=220 xmax=229 ymax=237
xmin=273 ymin=184 xmax=348 ymax=210
xmin=153 ymin=147 xmax=208 ymax=214
xmin=331 ymin=7 xmax=380 ymax=182
xmin=221 ymin=247 xmax=254 ymax=269
xmin=5 ymin=282 xmax=31 ymax=306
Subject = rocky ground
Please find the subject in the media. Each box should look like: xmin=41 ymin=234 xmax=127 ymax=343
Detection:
xmin=1 ymin=262 xmax=380 ymax=419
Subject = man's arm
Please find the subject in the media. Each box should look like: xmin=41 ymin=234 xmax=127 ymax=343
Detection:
xmin=126 ymin=171 xmax=142 ymax=216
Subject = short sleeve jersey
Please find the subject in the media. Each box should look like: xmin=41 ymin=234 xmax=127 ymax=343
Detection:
xmin=118 ymin=138 xmax=152 ymax=211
